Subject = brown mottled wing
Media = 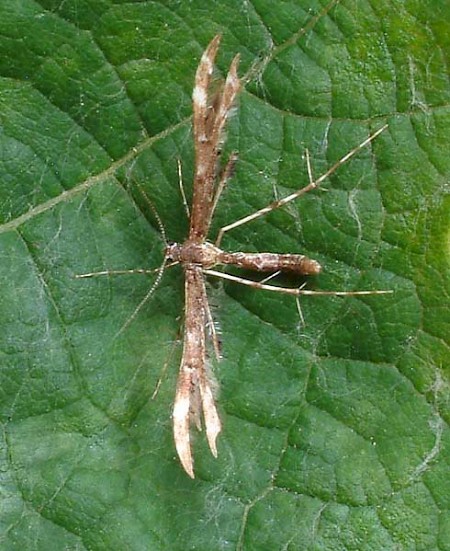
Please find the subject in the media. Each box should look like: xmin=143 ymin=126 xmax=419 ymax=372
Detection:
xmin=189 ymin=35 xmax=240 ymax=241
xmin=172 ymin=265 xmax=221 ymax=478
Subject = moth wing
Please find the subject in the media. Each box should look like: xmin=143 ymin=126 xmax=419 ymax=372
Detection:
xmin=173 ymin=266 xmax=221 ymax=478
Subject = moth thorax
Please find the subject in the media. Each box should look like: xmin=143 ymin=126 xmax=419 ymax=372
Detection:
xmin=166 ymin=241 xmax=221 ymax=269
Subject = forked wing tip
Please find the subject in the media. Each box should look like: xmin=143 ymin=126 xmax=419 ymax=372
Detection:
xmin=201 ymin=384 xmax=222 ymax=458
xmin=174 ymin=424 xmax=195 ymax=479
xmin=173 ymin=389 xmax=195 ymax=478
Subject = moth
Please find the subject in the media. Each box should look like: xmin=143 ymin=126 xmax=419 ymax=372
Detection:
xmin=168 ymin=36 xmax=390 ymax=478
xmin=78 ymin=35 xmax=390 ymax=478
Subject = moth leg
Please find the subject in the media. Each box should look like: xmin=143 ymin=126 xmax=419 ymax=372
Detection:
xmin=204 ymin=269 xmax=392 ymax=298
xmin=210 ymin=152 xmax=238 ymax=223
xmin=151 ymin=323 xmax=183 ymax=400
xmin=177 ymin=158 xmax=190 ymax=219
xmin=204 ymin=289 xmax=221 ymax=362
xmin=75 ymin=267 xmax=164 ymax=278
xmin=215 ymin=125 xmax=388 ymax=247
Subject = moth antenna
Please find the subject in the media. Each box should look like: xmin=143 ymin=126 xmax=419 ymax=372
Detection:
xmin=133 ymin=180 xmax=169 ymax=247
xmin=114 ymin=254 xmax=169 ymax=338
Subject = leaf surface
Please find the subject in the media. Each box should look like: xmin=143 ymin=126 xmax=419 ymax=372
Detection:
xmin=0 ymin=1 xmax=449 ymax=549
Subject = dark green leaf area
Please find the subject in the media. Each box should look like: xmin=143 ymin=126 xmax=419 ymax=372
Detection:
xmin=1 ymin=2 xmax=449 ymax=550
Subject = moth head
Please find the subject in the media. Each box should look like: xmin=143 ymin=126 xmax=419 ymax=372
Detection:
xmin=165 ymin=242 xmax=181 ymax=262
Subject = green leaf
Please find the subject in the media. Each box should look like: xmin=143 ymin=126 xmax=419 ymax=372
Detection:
xmin=1 ymin=1 xmax=449 ymax=549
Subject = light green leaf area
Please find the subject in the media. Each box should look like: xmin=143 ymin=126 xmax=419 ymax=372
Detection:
xmin=0 ymin=1 xmax=449 ymax=549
